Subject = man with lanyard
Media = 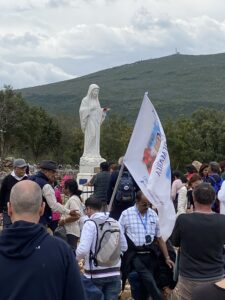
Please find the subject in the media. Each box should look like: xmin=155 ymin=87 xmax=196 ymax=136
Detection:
xmin=0 ymin=158 xmax=28 ymax=227
xmin=119 ymin=191 xmax=174 ymax=300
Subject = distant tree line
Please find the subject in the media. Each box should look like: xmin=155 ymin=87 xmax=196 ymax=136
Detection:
xmin=0 ymin=87 xmax=225 ymax=169
xmin=164 ymin=108 xmax=225 ymax=170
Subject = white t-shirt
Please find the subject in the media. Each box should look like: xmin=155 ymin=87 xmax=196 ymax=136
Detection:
xmin=63 ymin=195 xmax=84 ymax=237
xmin=218 ymin=181 xmax=225 ymax=215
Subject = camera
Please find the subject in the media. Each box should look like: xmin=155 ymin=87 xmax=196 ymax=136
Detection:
xmin=145 ymin=234 xmax=152 ymax=244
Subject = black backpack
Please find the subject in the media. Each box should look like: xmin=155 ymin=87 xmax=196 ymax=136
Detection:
xmin=115 ymin=171 xmax=135 ymax=203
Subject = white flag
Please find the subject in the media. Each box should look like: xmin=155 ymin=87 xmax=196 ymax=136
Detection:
xmin=123 ymin=93 xmax=176 ymax=240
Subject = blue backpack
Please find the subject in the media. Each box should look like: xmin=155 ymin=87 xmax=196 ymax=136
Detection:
xmin=116 ymin=171 xmax=135 ymax=203
xmin=209 ymin=175 xmax=223 ymax=213
xmin=209 ymin=175 xmax=223 ymax=194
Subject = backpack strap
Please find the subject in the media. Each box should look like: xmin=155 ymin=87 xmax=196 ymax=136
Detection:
xmin=84 ymin=219 xmax=99 ymax=278
xmin=209 ymin=175 xmax=216 ymax=184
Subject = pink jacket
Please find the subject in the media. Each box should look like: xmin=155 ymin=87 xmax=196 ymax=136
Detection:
xmin=52 ymin=187 xmax=62 ymax=221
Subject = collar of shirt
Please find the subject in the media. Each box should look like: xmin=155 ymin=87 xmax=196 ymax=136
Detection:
xmin=11 ymin=170 xmax=28 ymax=181
xmin=90 ymin=212 xmax=109 ymax=220
xmin=122 ymin=205 xmax=160 ymax=246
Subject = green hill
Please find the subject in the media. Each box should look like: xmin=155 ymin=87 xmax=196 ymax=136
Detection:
xmin=19 ymin=53 xmax=225 ymax=122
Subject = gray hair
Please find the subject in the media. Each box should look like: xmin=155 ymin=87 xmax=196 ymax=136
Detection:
xmin=10 ymin=181 xmax=42 ymax=215
xmin=193 ymin=182 xmax=216 ymax=205
xmin=209 ymin=161 xmax=220 ymax=174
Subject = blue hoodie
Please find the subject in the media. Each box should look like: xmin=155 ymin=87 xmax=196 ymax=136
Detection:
xmin=0 ymin=221 xmax=86 ymax=300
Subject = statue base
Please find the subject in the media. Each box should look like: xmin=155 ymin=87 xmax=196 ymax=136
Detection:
xmin=79 ymin=156 xmax=106 ymax=173
xmin=76 ymin=172 xmax=95 ymax=201
xmin=77 ymin=155 xmax=106 ymax=201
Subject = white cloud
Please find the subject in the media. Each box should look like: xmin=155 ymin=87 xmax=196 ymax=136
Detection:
xmin=0 ymin=60 xmax=74 ymax=89
xmin=0 ymin=0 xmax=225 ymax=88
xmin=0 ymin=0 xmax=75 ymax=12
xmin=2 ymin=15 xmax=225 ymax=58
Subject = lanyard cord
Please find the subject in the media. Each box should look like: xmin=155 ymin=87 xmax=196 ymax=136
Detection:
xmin=136 ymin=208 xmax=148 ymax=233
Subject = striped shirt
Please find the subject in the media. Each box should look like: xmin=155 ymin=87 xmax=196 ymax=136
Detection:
xmin=119 ymin=205 xmax=161 ymax=246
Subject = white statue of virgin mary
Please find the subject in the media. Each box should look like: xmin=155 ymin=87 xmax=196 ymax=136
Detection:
xmin=79 ymin=84 xmax=108 ymax=160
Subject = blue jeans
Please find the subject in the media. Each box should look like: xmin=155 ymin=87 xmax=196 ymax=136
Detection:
xmin=92 ymin=275 xmax=121 ymax=300
xmin=81 ymin=275 xmax=104 ymax=300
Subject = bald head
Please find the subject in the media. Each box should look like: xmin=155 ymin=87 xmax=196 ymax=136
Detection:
xmin=10 ymin=180 xmax=42 ymax=215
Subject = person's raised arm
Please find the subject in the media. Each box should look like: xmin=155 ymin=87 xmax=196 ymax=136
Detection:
xmin=42 ymin=184 xmax=80 ymax=219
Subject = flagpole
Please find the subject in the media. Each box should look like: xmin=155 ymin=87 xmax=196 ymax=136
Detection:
xmin=108 ymin=162 xmax=125 ymax=211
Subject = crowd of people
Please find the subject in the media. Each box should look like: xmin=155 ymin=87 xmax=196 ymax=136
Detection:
xmin=0 ymin=157 xmax=225 ymax=300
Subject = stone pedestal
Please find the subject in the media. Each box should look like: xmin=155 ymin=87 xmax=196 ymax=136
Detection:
xmin=79 ymin=156 xmax=105 ymax=173
xmin=77 ymin=155 xmax=105 ymax=201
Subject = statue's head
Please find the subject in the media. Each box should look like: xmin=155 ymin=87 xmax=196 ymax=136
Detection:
xmin=87 ymin=84 xmax=100 ymax=99
xmin=91 ymin=88 xmax=99 ymax=99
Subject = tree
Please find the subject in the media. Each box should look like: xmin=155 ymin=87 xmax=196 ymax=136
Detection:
xmin=191 ymin=108 xmax=225 ymax=162
xmin=0 ymin=86 xmax=29 ymax=158
xmin=101 ymin=114 xmax=132 ymax=162
xmin=19 ymin=106 xmax=62 ymax=161
xmin=164 ymin=107 xmax=225 ymax=171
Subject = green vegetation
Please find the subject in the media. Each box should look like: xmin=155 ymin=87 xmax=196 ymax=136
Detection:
xmin=1 ymin=87 xmax=225 ymax=169
xmin=0 ymin=87 xmax=132 ymax=164
xmin=165 ymin=108 xmax=225 ymax=170
xmin=2 ymin=53 xmax=225 ymax=168
xmin=19 ymin=53 xmax=225 ymax=122
xmin=0 ymin=87 xmax=61 ymax=162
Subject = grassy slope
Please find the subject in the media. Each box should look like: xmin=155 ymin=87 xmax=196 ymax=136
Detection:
xmin=19 ymin=53 xmax=225 ymax=122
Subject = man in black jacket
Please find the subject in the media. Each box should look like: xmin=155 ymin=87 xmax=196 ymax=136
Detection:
xmin=29 ymin=160 xmax=79 ymax=226
xmin=0 ymin=180 xmax=86 ymax=300
xmin=0 ymin=158 xmax=28 ymax=227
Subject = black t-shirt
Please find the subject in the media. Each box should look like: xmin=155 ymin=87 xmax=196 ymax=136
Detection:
xmin=192 ymin=282 xmax=225 ymax=300
xmin=91 ymin=171 xmax=111 ymax=202
xmin=172 ymin=212 xmax=225 ymax=280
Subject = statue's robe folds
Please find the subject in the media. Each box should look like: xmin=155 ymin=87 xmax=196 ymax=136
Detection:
xmin=79 ymin=84 xmax=105 ymax=159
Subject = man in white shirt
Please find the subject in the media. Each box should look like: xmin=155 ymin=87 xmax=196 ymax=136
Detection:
xmin=76 ymin=196 xmax=127 ymax=300
xmin=119 ymin=191 xmax=174 ymax=300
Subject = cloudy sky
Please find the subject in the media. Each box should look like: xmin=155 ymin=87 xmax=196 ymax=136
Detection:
xmin=1 ymin=0 xmax=225 ymax=89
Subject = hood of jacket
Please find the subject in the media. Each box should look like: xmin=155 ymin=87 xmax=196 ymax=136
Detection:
xmin=0 ymin=221 xmax=48 ymax=258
